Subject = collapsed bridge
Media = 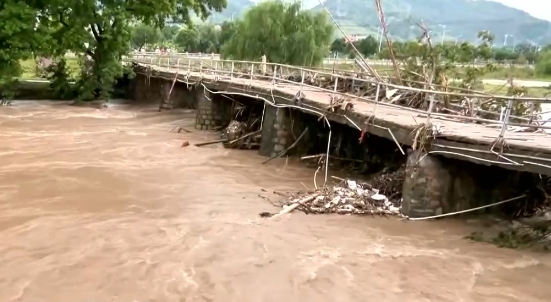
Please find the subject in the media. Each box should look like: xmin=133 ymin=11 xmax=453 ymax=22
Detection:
xmin=124 ymin=54 xmax=551 ymax=218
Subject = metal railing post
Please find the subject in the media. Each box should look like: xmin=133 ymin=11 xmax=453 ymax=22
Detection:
xmin=272 ymin=65 xmax=277 ymax=85
xmin=499 ymin=98 xmax=514 ymax=138
xmin=231 ymin=62 xmax=234 ymax=80
xmin=261 ymin=55 xmax=267 ymax=75
xmin=427 ymin=94 xmax=436 ymax=117
xmin=250 ymin=63 xmax=254 ymax=86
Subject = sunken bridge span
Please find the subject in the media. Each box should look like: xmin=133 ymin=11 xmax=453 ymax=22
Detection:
xmin=124 ymin=54 xmax=551 ymax=218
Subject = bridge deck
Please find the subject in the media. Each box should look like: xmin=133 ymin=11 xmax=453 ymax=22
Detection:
xmin=135 ymin=63 xmax=551 ymax=175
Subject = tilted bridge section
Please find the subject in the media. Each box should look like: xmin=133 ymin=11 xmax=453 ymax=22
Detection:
xmin=124 ymin=53 xmax=551 ymax=218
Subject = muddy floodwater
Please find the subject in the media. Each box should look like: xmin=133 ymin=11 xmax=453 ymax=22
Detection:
xmin=1 ymin=101 xmax=550 ymax=302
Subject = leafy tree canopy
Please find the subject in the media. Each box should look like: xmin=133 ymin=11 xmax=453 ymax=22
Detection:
xmin=535 ymin=51 xmax=551 ymax=77
xmin=0 ymin=0 xmax=52 ymax=100
xmin=3 ymin=0 xmax=226 ymax=101
xmin=220 ymin=0 xmax=334 ymax=66
xmin=131 ymin=24 xmax=162 ymax=51
xmin=161 ymin=25 xmax=180 ymax=41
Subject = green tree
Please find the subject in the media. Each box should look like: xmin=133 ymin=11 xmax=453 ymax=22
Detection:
xmin=221 ymin=0 xmax=334 ymax=66
xmin=494 ymin=47 xmax=519 ymax=62
xmin=219 ymin=21 xmax=236 ymax=48
xmin=535 ymin=51 xmax=551 ymax=76
xmin=355 ymin=36 xmax=378 ymax=57
xmin=131 ymin=24 xmax=161 ymax=51
xmin=330 ymin=38 xmax=347 ymax=54
xmin=174 ymin=27 xmax=200 ymax=52
xmin=0 ymin=1 xmax=51 ymax=102
xmin=196 ymin=24 xmax=220 ymax=53
xmin=31 ymin=0 xmax=226 ymax=100
xmin=161 ymin=25 xmax=180 ymax=42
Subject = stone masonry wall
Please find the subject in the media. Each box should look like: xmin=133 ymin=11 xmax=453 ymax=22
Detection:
xmin=259 ymin=106 xmax=297 ymax=157
xmin=194 ymin=90 xmax=232 ymax=130
xmin=131 ymin=74 xmax=197 ymax=108
xmin=400 ymin=150 xmax=524 ymax=218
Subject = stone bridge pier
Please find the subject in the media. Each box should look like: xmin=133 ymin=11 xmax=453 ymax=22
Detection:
xmin=401 ymin=150 xmax=523 ymax=218
xmin=194 ymin=89 xmax=232 ymax=130
xmin=258 ymin=106 xmax=315 ymax=157
xmin=131 ymin=74 xmax=198 ymax=109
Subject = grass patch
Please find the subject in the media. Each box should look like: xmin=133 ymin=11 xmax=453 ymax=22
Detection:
xmin=482 ymin=66 xmax=551 ymax=81
xmin=483 ymin=84 xmax=551 ymax=97
xmin=323 ymin=61 xmax=551 ymax=81
xmin=19 ymin=58 xmax=81 ymax=80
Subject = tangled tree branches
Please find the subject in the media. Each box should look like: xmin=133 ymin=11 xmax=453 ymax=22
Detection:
xmin=264 ymin=178 xmax=401 ymax=217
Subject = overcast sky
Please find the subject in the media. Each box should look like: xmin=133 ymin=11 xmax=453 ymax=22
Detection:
xmin=491 ymin=0 xmax=551 ymax=20
xmin=300 ymin=0 xmax=551 ymax=21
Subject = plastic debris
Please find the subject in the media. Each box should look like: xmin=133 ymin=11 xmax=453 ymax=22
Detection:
xmin=280 ymin=179 xmax=402 ymax=215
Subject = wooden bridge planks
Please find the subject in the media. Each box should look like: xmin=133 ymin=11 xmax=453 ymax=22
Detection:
xmin=136 ymin=64 xmax=551 ymax=175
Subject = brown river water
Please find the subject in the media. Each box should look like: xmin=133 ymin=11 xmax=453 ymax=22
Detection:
xmin=0 ymin=101 xmax=549 ymax=302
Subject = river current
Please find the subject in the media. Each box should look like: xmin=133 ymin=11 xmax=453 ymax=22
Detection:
xmin=0 ymin=101 xmax=549 ymax=301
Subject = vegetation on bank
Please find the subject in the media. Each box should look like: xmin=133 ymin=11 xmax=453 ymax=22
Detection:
xmin=1 ymin=0 xmax=227 ymax=103
xmin=3 ymin=0 xmax=551 ymax=104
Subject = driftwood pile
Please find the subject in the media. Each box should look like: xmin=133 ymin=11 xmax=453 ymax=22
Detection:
xmin=366 ymin=165 xmax=406 ymax=201
xmin=220 ymin=120 xmax=261 ymax=149
xmin=266 ymin=179 xmax=401 ymax=218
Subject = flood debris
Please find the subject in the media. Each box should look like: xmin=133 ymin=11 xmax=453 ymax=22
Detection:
xmin=365 ymin=165 xmax=406 ymax=201
xmin=215 ymin=96 xmax=264 ymax=149
xmin=265 ymin=178 xmax=401 ymax=217
xmin=221 ymin=120 xmax=261 ymax=149
xmin=194 ymin=138 xmax=227 ymax=147
xmin=169 ymin=126 xmax=191 ymax=133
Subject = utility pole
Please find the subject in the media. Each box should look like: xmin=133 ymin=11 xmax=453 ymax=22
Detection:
xmin=438 ymin=24 xmax=446 ymax=45
xmin=378 ymin=26 xmax=384 ymax=52
xmin=455 ymin=35 xmax=462 ymax=45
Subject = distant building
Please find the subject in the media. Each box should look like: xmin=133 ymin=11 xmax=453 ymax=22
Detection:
xmin=345 ymin=34 xmax=368 ymax=43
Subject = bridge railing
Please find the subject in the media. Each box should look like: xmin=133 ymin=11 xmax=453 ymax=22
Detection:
xmin=131 ymin=52 xmax=221 ymax=60
xmin=126 ymin=54 xmax=551 ymax=143
xmin=131 ymin=52 xmax=535 ymax=69
xmin=128 ymin=53 xmax=550 ymax=99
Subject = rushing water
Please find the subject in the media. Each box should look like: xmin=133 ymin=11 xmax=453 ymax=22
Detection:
xmin=0 ymin=101 xmax=549 ymax=302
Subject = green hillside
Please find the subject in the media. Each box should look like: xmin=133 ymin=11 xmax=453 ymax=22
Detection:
xmin=311 ymin=0 xmax=551 ymax=44
xmin=212 ymin=0 xmax=551 ymax=45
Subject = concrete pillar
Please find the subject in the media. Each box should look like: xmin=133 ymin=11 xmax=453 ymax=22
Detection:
xmin=401 ymin=150 xmax=476 ymax=218
xmin=194 ymin=90 xmax=232 ymax=130
xmin=259 ymin=106 xmax=294 ymax=157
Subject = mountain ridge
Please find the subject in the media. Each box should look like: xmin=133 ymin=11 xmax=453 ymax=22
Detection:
xmin=206 ymin=0 xmax=551 ymax=45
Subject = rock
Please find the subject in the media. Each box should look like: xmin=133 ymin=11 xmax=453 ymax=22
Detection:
xmin=181 ymin=140 xmax=190 ymax=147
